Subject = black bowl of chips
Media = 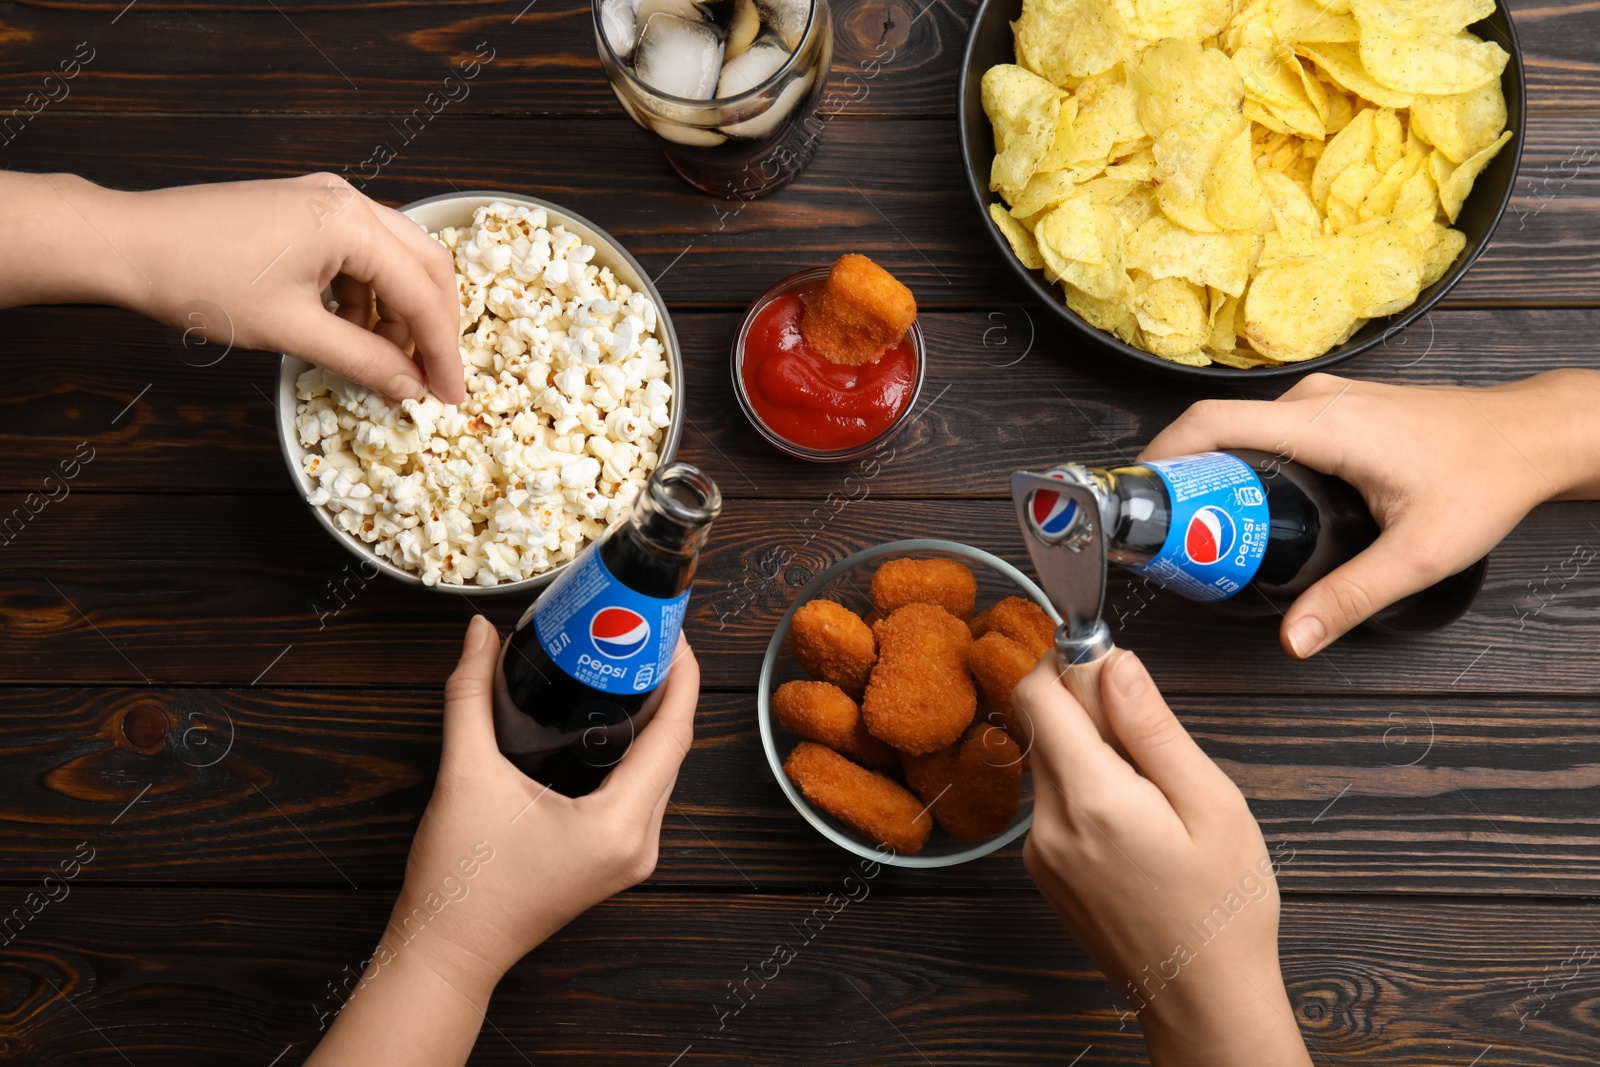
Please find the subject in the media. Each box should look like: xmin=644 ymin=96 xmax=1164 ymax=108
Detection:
xmin=958 ymin=0 xmax=1525 ymax=380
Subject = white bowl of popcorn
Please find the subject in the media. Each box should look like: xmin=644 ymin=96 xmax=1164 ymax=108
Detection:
xmin=276 ymin=191 xmax=684 ymax=594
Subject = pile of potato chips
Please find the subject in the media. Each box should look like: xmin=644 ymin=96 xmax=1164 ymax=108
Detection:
xmin=982 ymin=0 xmax=1514 ymax=367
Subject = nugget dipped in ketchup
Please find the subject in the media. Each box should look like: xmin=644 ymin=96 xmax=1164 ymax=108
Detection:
xmin=735 ymin=254 xmax=922 ymax=459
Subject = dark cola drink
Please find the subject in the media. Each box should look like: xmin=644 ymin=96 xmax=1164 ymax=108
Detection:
xmin=493 ymin=462 xmax=721 ymax=796
xmin=1025 ymin=450 xmax=1485 ymax=633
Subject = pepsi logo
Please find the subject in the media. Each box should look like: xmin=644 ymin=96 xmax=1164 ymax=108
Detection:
xmin=589 ymin=606 xmax=651 ymax=659
xmin=1184 ymin=506 xmax=1236 ymax=566
xmin=1029 ymin=472 xmax=1078 ymax=537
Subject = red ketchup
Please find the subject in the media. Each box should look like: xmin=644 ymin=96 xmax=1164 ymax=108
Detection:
xmin=740 ymin=291 xmax=917 ymax=453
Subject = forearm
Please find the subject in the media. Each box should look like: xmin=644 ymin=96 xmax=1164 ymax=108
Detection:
xmin=304 ymin=902 xmax=505 ymax=1067
xmin=1139 ymin=967 xmax=1312 ymax=1067
xmin=1487 ymin=369 xmax=1600 ymax=502
xmin=0 ymin=171 xmax=146 ymax=309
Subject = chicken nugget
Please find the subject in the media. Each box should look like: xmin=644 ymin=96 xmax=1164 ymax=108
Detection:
xmin=799 ymin=253 xmax=918 ymax=366
xmin=901 ymin=724 xmax=1023 ymax=840
xmin=870 ymin=557 xmax=978 ymax=619
xmin=790 ymin=598 xmax=876 ymax=696
xmin=968 ymin=608 xmax=992 ymax=639
xmin=784 ymin=741 xmax=932 ymax=855
xmin=773 ymin=680 xmax=899 ymax=771
xmin=985 ymin=595 xmax=1056 ymax=658
xmin=968 ymin=630 xmax=1041 ymax=752
xmin=862 ymin=602 xmax=976 ymax=754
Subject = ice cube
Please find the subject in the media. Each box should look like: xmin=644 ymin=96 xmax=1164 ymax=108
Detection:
xmin=725 ymin=0 xmax=761 ymax=59
xmin=721 ymin=69 xmax=812 ymax=139
xmin=634 ymin=13 xmax=724 ymax=99
xmin=716 ymin=39 xmax=788 ymax=97
xmin=755 ymin=0 xmax=809 ymax=50
xmin=651 ymin=118 xmax=729 ymax=146
xmin=635 ymin=0 xmax=706 ymax=30
xmin=601 ymin=0 xmax=640 ymax=59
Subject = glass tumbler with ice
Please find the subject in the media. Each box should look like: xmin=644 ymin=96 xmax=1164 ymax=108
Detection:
xmin=594 ymin=0 xmax=834 ymax=199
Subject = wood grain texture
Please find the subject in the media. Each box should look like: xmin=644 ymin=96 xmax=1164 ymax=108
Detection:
xmin=1 ymin=112 xmax=1598 ymax=306
xmin=2 ymin=0 xmax=1599 ymax=115
xmin=0 ymin=0 xmax=966 ymax=117
xmin=1 ymin=494 xmax=1596 ymax=692
xmin=2 ymin=305 xmax=1598 ymax=496
xmin=2 ymin=687 xmax=1599 ymax=895
xmin=1 ymin=889 xmax=1596 ymax=1065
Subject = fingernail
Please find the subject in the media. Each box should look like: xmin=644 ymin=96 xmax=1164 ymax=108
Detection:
xmin=388 ymin=373 xmax=425 ymax=400
xmin=467 ymin=614 xmax=493 ymax=652
xmin=1110 ymin=650 xmax=1149 ymax=699
xmin=1287 ymin=616 xmax=1327 ymax=658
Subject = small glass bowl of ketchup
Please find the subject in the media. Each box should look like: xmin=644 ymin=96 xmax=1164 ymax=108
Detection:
xmin=732 ymin=266 xmax=925 ymax=462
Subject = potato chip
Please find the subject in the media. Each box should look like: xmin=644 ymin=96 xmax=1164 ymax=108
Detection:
xmin=1205 ymin=124 xmax=1264 ymax=231
xmin=1329 ymin=162 xmax=1381 ymax=213
xmin=1350 ymin=0 xmax=1493 ymax=39
xmin=1391 ymin=153 xmax=1441 ymax=232
xmin=1260 ymin=169 xmax=1323 ymax=238
xmin=1122 ymin=0 xmax=1234 ymax=42
xmin=1432 ymin=129 xmax=1512 ymax=222
xmin=1134 ymin=276 xmax=1211 ymax=361
xmin=1359 ymin=150 xmax=1421 ymax=220
xmin=1153 ymin=108 xmax=1248 ymax=232
xmin=1235 ymin=46 xmax=1326 ymax=139
xmin=983 ymin=65 xmax=1070 ymax=201
xmin=1299 ymin=43 xmax=1415 ymax=108
xmin=1036 ymin=196 xmax=1129 ymax=301
xmin=1128 ymin=215 xmax=1252 ymax=295
xmin=1311 ymin=106 xmax=1376 ymax=208
xmin=1206 ymin=287 xmax=1241 ymax=352
xmin=989 ymin=203 xmax=1045 ymax=271
xmin=1066 ymin=283 xmax=1140 ymax=343
xmin=1033 ymin=96 xmax=1082 ymax=172
xmin=1070 ymin=73 xmax=1144 ymax=165
xmin=1408 ymin=80 xmax=1507 ymax=163
xmin=1329 ymin=217 xmax=1423 ymax=315
xmin=1243 ymin=259 xmax=1360 ymax=360
xmin=1359 ymin=28 xmax=1508 ymax=96
xmin=1418 ymin=221 xmax=1468 ymax=286
xmin=1013 ymin=0 xmax=1129 ymax=84
xmin=1272 ymin=0 xmax=1359 ymax=43
xmin=1372 ymin=106 xmax=1405 ymax=172
xmin=1134 ymin=38 xmax=1243 ymax=137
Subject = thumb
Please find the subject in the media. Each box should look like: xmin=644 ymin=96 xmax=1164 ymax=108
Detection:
xmin=1282 ymin=527 xmax=1437 ymax=658
xmin=441 ymin=615 xmax=502 ymax=764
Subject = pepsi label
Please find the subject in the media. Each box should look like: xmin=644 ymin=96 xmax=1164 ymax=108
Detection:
xmin=531 ymin=547 xmax=689 ymax=695
xmin=1130 ymin=452 xmax=1269 ymax=602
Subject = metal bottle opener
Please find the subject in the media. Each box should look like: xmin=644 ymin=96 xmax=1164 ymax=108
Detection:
xmin=1011 ymin=469 xmax=1117 ymax=740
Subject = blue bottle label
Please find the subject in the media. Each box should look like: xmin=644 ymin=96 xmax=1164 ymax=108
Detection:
xmin=1127 ymin=452 xmax=1269 ymax=603
xmin=531 ymin=546 xmax=689 ymax=695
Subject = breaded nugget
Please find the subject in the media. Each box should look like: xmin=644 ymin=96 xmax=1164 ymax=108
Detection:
xmin=784 ymin=741 xmax=932 ymax=855
xmin=968 ymin=608 xmax=992 ymax=639
xmin=773 ymin=680 xmax=899 ymax=771
xmin=790 ymin=598 xmax=877 ymax=696
xmin=862 ymin=603 xmax=976 ymax=754
xmin=799 ymin=253 xmax=918 ymax=366
xmin=968 ymin=630 xmax=1040 ymax=752
xmin=985 ymin=595 xmax=1056 ymax=658
xmin=870 ymin=557 xmax=978 ymax=619
xmin=901 ymin=724 xmax=1023 ymax=840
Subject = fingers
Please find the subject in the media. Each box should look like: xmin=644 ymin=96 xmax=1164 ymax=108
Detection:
xmin=1281 ymin=526 xmax=1439 ymax=657
xmin=1012 ymin=652 xmax=1129 ymax=802
xmin=331 ymin=275 xmax=374 ymax=329
xmin=440 ymin=615 xmax=502 ymax=766
xmin=604 ymin=637 xmax=699 ymax=815
xmin=284 ymin=306 xmax=428 ymax=401
xmin=1098 ymin=650 xmax=1232 ymax=825
xmin=1138 ymin=388 xmax=1351 ymax=473
xmin=367 ymin=202 xmax=465 ymax=404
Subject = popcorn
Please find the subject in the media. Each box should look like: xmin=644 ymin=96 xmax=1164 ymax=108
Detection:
xmin=293 ymin=201 xmax=672 ymax=587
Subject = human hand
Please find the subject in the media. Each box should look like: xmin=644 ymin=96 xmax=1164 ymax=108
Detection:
xmin=393 ymin=615 xmax=698 ymax=996
xmin=113 ymin=173 xmax=464 ymax=403
xmin=1015 ymin=649 xmax=1310 ymax=1067
xmin=1141 ymin=370 xmax=1600 ymax=657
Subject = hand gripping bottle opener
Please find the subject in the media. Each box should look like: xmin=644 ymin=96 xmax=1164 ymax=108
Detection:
xmin=1011 ymin=469 xmax=1117 ymax=743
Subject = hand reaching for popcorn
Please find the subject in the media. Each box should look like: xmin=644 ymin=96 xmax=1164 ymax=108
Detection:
xmin=0 ymin=170 xmax=464 ymax=403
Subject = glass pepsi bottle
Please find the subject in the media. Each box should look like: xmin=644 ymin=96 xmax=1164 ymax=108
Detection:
xmin=1029 ymin=450 xmax=1485 ymax=633
xmin=493 ymin=462 xmax=721 ymax=796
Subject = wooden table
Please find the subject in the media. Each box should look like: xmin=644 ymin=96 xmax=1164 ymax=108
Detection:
xmin=2 ymin=1 xmax=1599 ymax=1063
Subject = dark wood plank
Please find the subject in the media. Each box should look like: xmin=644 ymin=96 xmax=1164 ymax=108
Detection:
xmin=0 ymin=0 xmax=966 ymax=118
xmin=1 ymin=113 xmax=1598 ymax=307
xmin=3 ymin=685 xmax=1600 ymax=894
xmin=3 ymin=889 xmax=1597 ymax=1065
xmin=2 ymin=0 xmax=1598 ymax=115
xmin=3 ymin=305 xmax=1599 ymax=497
xmin=1 ymin=493 xmax=1597 ymax=692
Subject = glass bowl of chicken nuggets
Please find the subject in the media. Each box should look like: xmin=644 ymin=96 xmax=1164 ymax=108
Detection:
xmin=759 ymin=539 xmax=1063 ymax=867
